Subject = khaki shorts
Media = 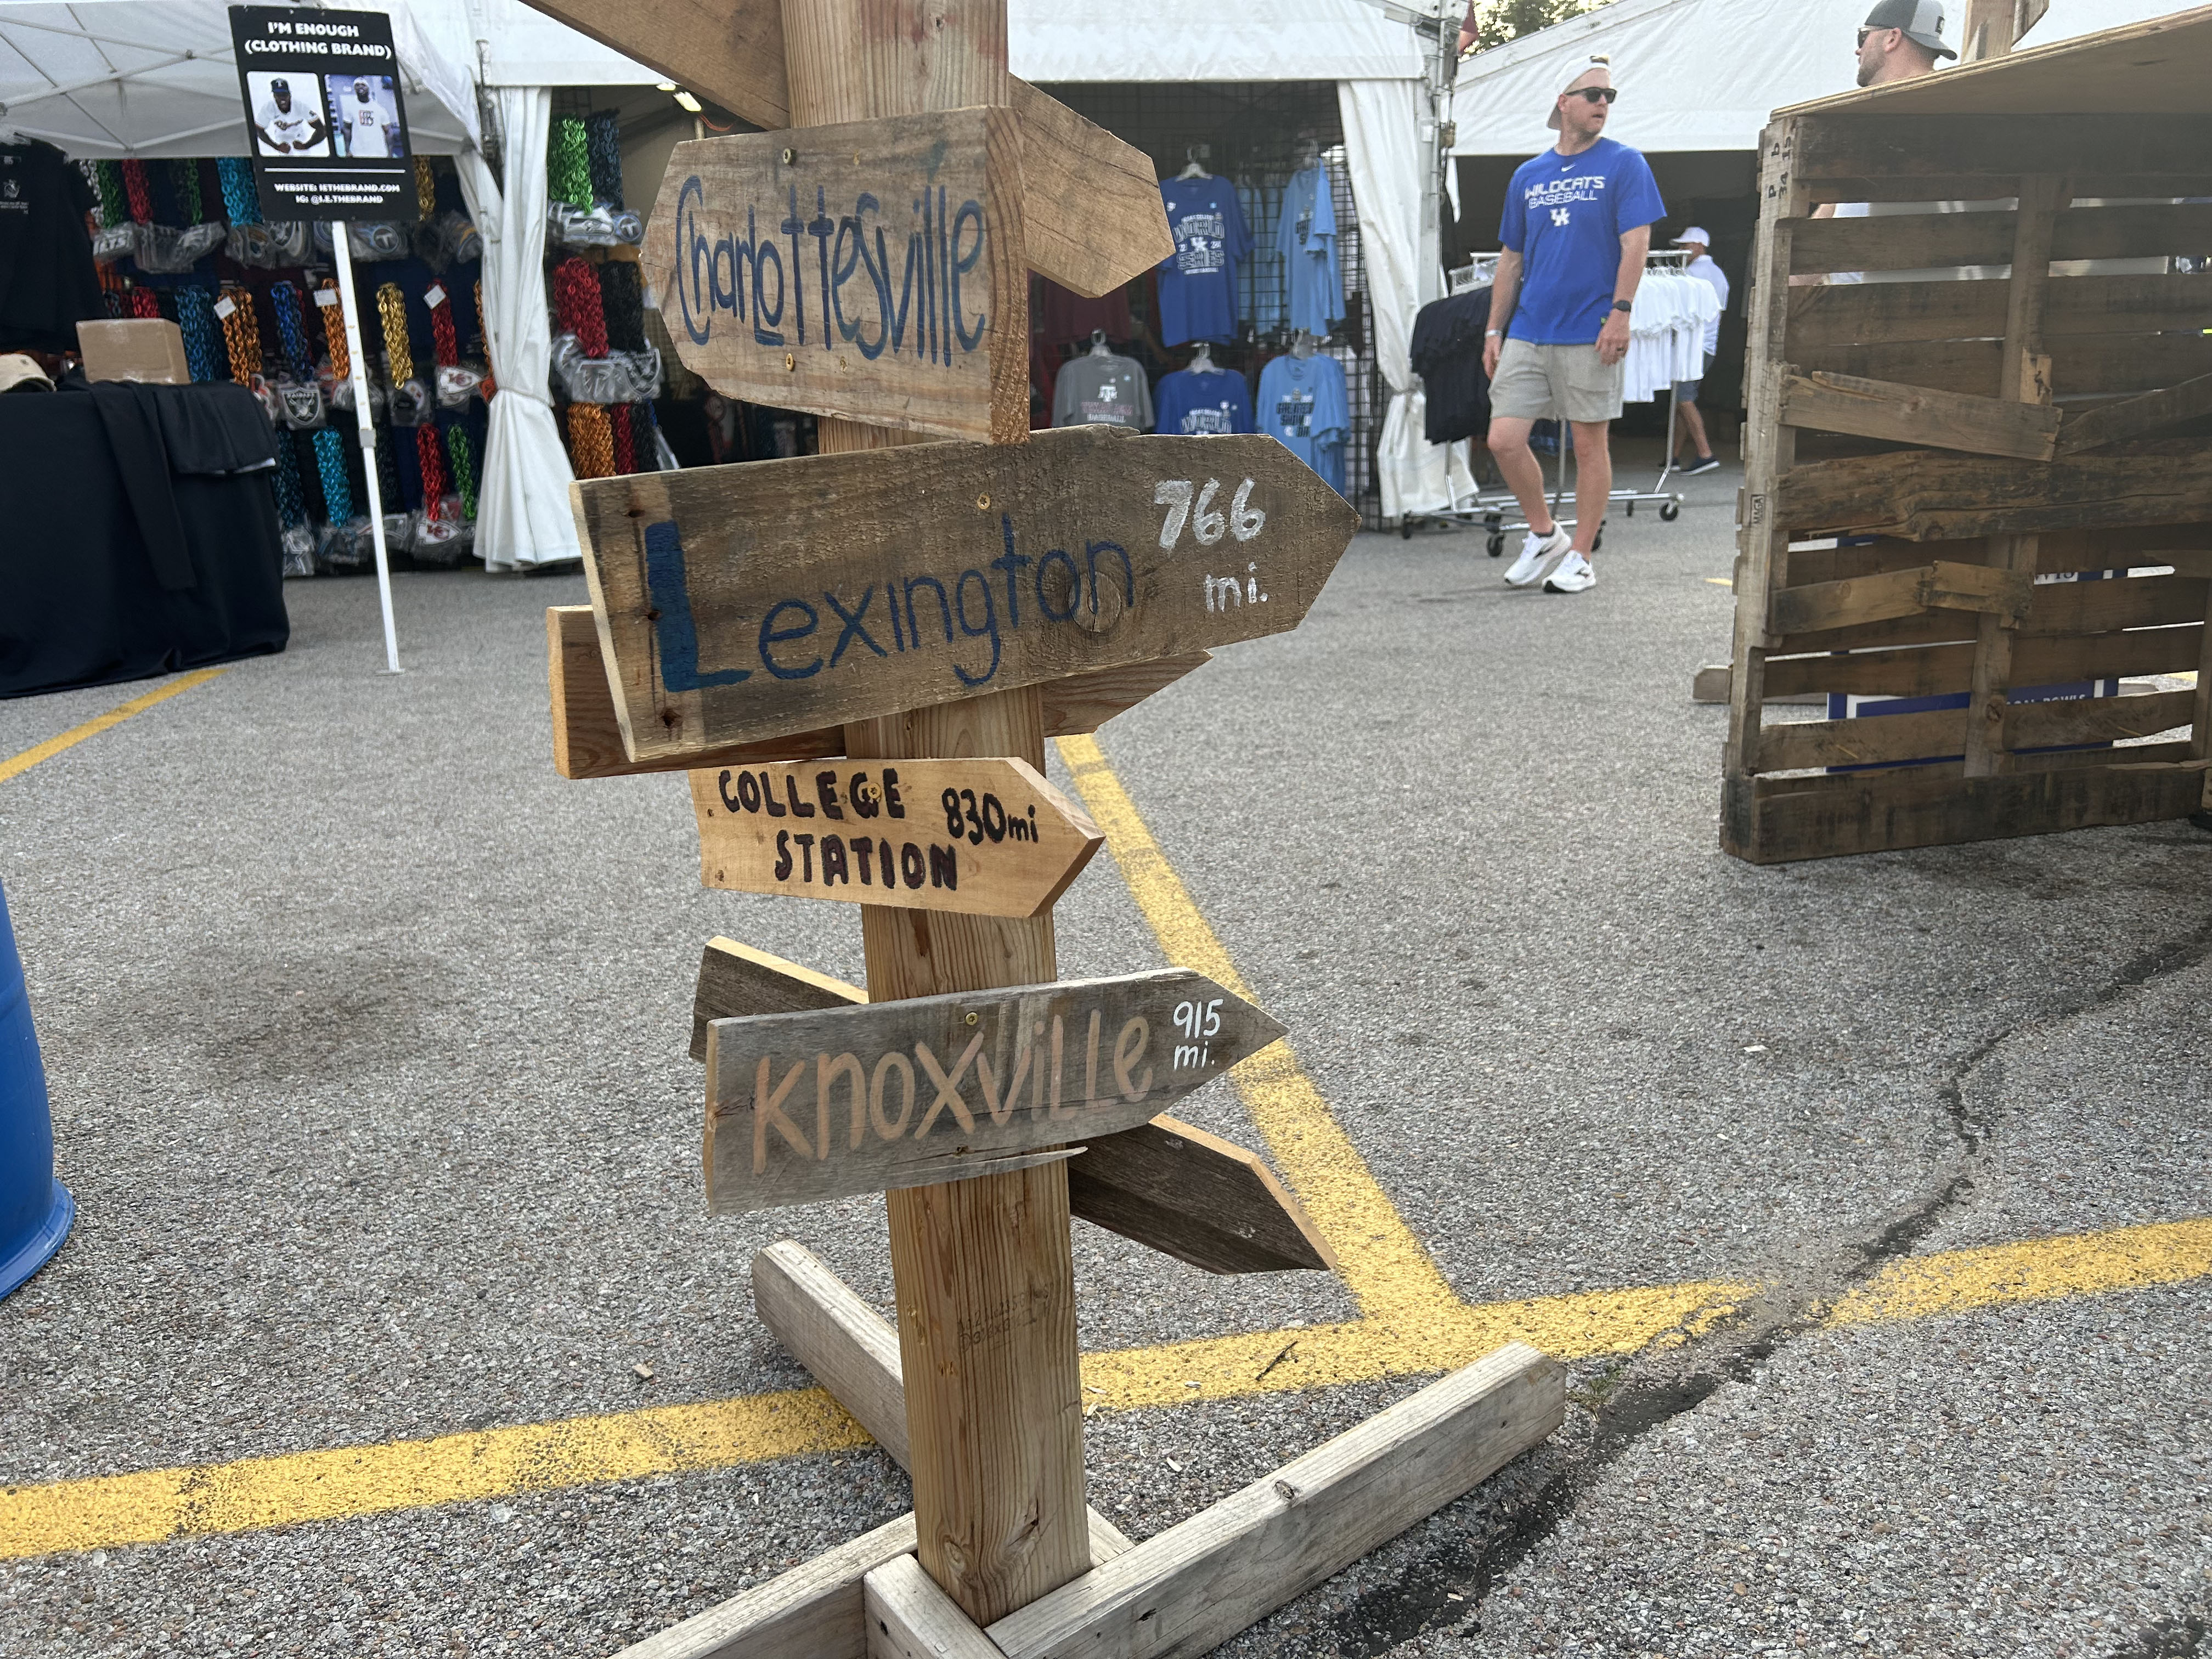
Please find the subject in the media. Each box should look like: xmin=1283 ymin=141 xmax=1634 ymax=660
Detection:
xmin=1489 ymin=337 xmax=1624 ymax=425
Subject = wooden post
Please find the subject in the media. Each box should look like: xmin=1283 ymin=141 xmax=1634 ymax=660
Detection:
xmin=778 ymin=0 xmax=1090 ymax=1623
xmin=1962 ymin=173 xmax=2067 ymax=778
xmin=1721 ymin=118 xmax=1806 ymax=853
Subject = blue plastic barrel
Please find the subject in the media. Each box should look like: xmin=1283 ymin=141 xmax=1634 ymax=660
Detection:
xmin=0 ymin=879 xmax=71 ymax=1301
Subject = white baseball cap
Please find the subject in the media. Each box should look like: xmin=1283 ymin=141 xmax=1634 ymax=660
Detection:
xmin=1674 ymin=227 xmax=1713 ymax=246
xmin=1545 ymin=55 xmax=1612 ymax=132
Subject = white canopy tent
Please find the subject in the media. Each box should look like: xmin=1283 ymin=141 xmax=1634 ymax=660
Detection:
xmin=1449 ymin=0 xmax=2193 ymax=159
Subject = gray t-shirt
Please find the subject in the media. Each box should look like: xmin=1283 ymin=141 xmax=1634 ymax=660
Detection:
xmin=1052 ymin=352 xmax=1154 ymax=430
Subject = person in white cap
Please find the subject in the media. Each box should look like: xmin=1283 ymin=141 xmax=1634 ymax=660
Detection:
xmin=1671 ymin=227 xmax=1729 ymax=475
xmin=1483 ymin=57 xmax=1665 ymax=596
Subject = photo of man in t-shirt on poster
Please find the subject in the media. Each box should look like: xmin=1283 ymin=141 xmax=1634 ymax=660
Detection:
xmin=248 ymin=74 xmax=331 ymax=158
xmin=328 ymin=76 xmax=402 ymax=160
xmin=1482 ymin=57 xmax=1664 ymax=596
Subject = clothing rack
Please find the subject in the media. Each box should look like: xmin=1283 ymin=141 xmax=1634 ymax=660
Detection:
xmin=1399 ymin=248 xmax=1690 ymax=549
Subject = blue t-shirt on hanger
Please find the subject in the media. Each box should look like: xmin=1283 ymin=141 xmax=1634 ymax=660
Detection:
xmin=1238 ymin=179 xmax=1285 ymax=335
xmin=1157 ymin=175 xmax=1252 ymax=346
xmin=1278 ymin=166 xmax=1342 ymax=338
xmin=1498 ymin=136 xmax=1666 ymax=345
xmin=1257 ymin=353 xmax=1348 ymax=498
xmin=1155 ymin=367 xmax=1255 ymax=436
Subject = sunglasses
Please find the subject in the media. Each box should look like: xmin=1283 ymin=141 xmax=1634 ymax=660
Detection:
xmin=1856 ymin=26 xmax=1895 ymax=46
xmin=1566 ymin=87 xmax=1619 ymax=105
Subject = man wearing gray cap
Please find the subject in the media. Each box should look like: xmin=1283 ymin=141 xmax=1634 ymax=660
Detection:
xmin=1853 ymin=0 xmax=1957 ymax=84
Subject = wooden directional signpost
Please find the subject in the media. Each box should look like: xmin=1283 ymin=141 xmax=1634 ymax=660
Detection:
xmin=532 ymin=1 xmax=1564 ymax=1651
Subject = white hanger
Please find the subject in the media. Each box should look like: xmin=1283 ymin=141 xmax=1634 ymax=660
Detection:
xmin=1087 ymin=328 xmax=1113 ymax=359
xmin=1177 ymin=146 xmax=1210 ymax=180
xmin=1289 ymin=329 xmax=1317 ymax=359
xmin=1188 ymin=341 xmax=1217 ymax=374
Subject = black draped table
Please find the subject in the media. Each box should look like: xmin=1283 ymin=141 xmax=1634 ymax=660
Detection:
xmin=0 ymin=379 xmax=289 ymax=699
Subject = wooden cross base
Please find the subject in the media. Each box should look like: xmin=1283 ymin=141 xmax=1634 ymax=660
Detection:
xmin=616 ymin=1244 xmax=1564 ymax=1659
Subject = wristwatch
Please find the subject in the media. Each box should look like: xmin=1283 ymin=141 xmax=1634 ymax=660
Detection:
xmin=1611 ymin=300 xmax=1633 ymax=313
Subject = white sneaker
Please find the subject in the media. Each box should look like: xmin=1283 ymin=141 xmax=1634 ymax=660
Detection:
xmin=1544 ymin=550 xmax=1596 ymax=594
xmin=1503 ymin=524 xmax=1571 ymax=588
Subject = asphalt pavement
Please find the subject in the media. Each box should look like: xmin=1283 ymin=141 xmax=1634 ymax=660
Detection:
xmin=0 ymin=445 xmax=2205 ymax=1658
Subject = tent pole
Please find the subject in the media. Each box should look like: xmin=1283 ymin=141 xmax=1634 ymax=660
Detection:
xmin=329 ymin=227 xmax=402 ymax=674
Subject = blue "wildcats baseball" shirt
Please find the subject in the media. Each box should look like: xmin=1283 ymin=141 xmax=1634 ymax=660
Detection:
xmin=1498 ymin=137 xmax=1665 ymax=346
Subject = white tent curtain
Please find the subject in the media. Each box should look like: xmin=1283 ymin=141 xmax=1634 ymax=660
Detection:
xmin=455 ymin=87 xmax=579 ymax=571
xmin=1339 ymin=77 xmax=1464 ymax=520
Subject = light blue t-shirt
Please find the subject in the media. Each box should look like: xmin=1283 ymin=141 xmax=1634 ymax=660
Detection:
xmin=1277 ymin=166 xmax=1341 ymax=337
xmin=1498 ymin=137 xmax=1665 ymax=346
xmin=1257 ymin=353 xmax=1348 ymax=499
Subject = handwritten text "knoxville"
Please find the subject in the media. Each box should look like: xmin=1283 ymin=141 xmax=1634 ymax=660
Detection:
xmin=732 ymin=1007 xmax=1217 ymax=1175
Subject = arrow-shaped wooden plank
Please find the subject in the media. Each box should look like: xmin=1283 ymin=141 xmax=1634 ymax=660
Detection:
xmin=573 ymin=427 xmax=1359 ymax=762
xmin=689 ymin=758 xmax=1102 ymax=918
xmin=704 ymin=969 xmax=1283 ymax=1217
xmin=689 ymin=939 xmax=1332 ymax=1271
xmin=512 ymin=1 xmax=1169 ymax=297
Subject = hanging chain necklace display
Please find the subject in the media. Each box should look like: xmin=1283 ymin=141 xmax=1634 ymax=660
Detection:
xmin=318 ymin=279 xmax=351 ymax=381
xmin=445 ymin=427 xmax=478 ymax=522
xmin=120 ymin=158 xmax=152 ymax=224
xmin=218 ymin=157 xmax=262 ymax=225
xmin=566 ymin=403 xmax=614 ymax=477
xmin=312 ymin=429 xmax=354 ymax=522
xmin=376 ymin=283 xmax=416 ymax=386
xmin=93 ymin=161 xmax=130 ymax=229
xmin=269 ymin=282 xmax=312 ymax=377
xmin=551 ymin=257 xmax=608 ymax=358
xmin=172 ymin=159 xmax=204 ymax=225
xmin=218 ymin=285 xmax=264 ymax=382
xmin=413 ymin=157 xmax=439 ymax=221
xmin=175 ymin=287 xmax=222 ymax=382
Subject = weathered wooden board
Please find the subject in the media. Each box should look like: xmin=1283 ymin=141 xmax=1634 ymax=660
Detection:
xmin=1778 ymin=371 xmax=2059 ymax=462
xmin=1793 ymin=331 xmax=2212 ymax=401
xmin=552 ymin=606 xmax=1210 ymax=780
xmin=1773 ymin=442 xmax=2212 ymax=541
xmin=641 ymin=109 xmax=1028 ymax=443
xmin=1008 ymin=78 xmax=1175 ymax=296
xmin=574 ymin=427 xmax=1358 ymax=761
xmin=689 ymin=758 xmax=1102 ymax=919
xmin=1754 ymin=688 xmax=2198 ymax=774
xmin=693 ymin=941 xmax=1331 ymax=1272
xmin=1767 ymin=561 xmax=2033 ymax=636
xmin=865 ymin=1555 xmax=1005 ymax=1659
xmin=703 ymin=969 xmax=1284 ymax=1215
xmin=1761 ymin=623 xmax=2203 ymax=699
xmin=1791 ymin=115 xmax=2212 ymax=186
xmin=986 ymin=1344 xmax=1565 ymax=1659
xmin=2056 ymin=373 xmax=2212 ymax=458
xmin=1723 ymin=759 xmax=2209 ymax=862
xmin=1776 ymin=570 xmax=2212 ymax=655
xmin=1787 ymin=201 xmax=2212 ymax=277
xmin=512 ymin=0 xmax=1169 ymax=298
xmin=1786 ymin=273 xmax=2212 ymax=353
xmin=1782 ymin=527 xmax=2212 ymax=588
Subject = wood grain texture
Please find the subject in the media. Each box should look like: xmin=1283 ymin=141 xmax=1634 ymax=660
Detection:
xmin=1790 ymin=115 xmax=2212 ymax=183
xmin=1776 ymin=569 xmax=2212 ymax=655
xmin=865 ymin=1555 xmax=1007 ymax=1659
xmin=1779 ymin=372 xmax=2059 ymax=461
xmin=609 ymin=1511 xmax=918 ymax=1659
xmin=690 ymin=758 xmax=1101 ymax=919
xmin=551 ymin=608 xmax=1209 ymax=778
xmin=691 ymin=936 xmax=866 ymax=1063
xmin=517 ymin=0 xmax=790 ymax=129
xmin=1773 ymin=442 xmax=2212 ymax=541
xmin=1791 ymin=331 xmax=2212 ymax=402
xmin=986 ymin=1344 xmax=1565 ymax=1659
xmin=1760 ymin=623 xmax=2204 ymax=699
xmin=637 ymin=109 xmax=1027 ymax=443
xmin=2056 ymin=373 xmax=2212 ymax=458
xmin=1786 ymin=273 xmax=2212 ymax=354
xmin=1782 ymin=528 xmax=2212 ymax=588
xmin=1787 ymin=201 xmax=2212 ymax=278
xmin=1768 ymin=561 xmax=2033 ymax=636
xmin=702 ymin=969 xmax=1280 ymax=1215
xmin=1726 ymin=759 xmax=2210 ymax=863
xmin=1064 ymin=1115 xmax=1334 ymax=1276
xmin=747 ymin=1240 xmax=1135 ymax=1568
xmin=1008 ymin=78 xmax=1173 ymax=296
xmin=572 ymin=429 xmax=1357 ymax=759
xmin=1754 ymin=689 xmax=2199 ymax=774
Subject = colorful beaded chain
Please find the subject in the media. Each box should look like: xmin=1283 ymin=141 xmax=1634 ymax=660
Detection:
xmin=566 ymin=402 xmax=614 ymax=478
xmin=584 ymin=111 xmax=624 ymax=210
xmin=120 ymin=159 xmax=153 ymax=224
xmin=175 ymin=287 xmax=224 ymax=382
xmin=218 ymin=157 xmax=262 ymax=225
xmin=318 ymin=280 xmax=351 ymax=381
xmin=429 ymin=292 xmax=459 ymax=368
xmin=413 ymin=156 xmax=439 ymax=221
xmin=173 ymin=159 xmax=204 ymax=225
xmin=269 ymin=281 xmax=312 ymax=375
xmin=416 ymin=424 xmax=449 ymax=520
xmin=548 ymin=117 xmax=594 ymax=210
xmin=551 ymin=257 xmax=607 ymax=359
xmin=445 ymin=427 xmax=478 ymax=522
xmin=219 ymin=285 xmax=264 ymax=382
xmin=376 ymin=283 xmax=415 ymax=385
xmin=313 ymin=429 xmax=354 ymax=522
xmin=270 ymin=430 xmax=308 ymax=528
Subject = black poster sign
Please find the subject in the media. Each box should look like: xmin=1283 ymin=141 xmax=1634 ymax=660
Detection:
xmin=228 ymin=5 xmax=415 ymax=221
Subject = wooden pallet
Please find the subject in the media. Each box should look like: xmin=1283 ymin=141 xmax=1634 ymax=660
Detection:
xmin=1720 ymin=8 xmax=2212 ymax=863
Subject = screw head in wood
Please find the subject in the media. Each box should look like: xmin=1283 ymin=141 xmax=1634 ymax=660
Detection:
xmin=976 ymin=493 xmax=990 ymax=510
xmin=785 ymin=352 xmax=795 ymax=371
xmin=965 ymin=1011 xmax=979 ymax=1025
xmin=781 ymin=147 xmax=797 ymax=165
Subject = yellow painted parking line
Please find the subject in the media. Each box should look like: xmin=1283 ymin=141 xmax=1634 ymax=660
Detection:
xmin=1827 ymin=1217 xmax=2212 ymax=1326
xmin=5 ymin=1220 xmax=2205 ymax=1561
xmin=0 ymin=669 xmax=227 ymax=786
xmin=1704 ymin=577 xmax=1734 ymax=588
xmin=1055 ymin=733 xmax=1463 ymax=1331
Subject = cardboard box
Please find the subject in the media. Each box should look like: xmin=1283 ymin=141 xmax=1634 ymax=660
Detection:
xmin=77 ymin=318 xmax=193 ymax=386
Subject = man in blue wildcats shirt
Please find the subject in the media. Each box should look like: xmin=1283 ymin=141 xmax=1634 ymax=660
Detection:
xmin=1482 ymin=57 xmax=1664 ymax=596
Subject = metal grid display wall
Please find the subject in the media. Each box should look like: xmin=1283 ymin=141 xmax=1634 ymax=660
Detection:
xmin=1034 ymin=81 xmax=1385 ymax=528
